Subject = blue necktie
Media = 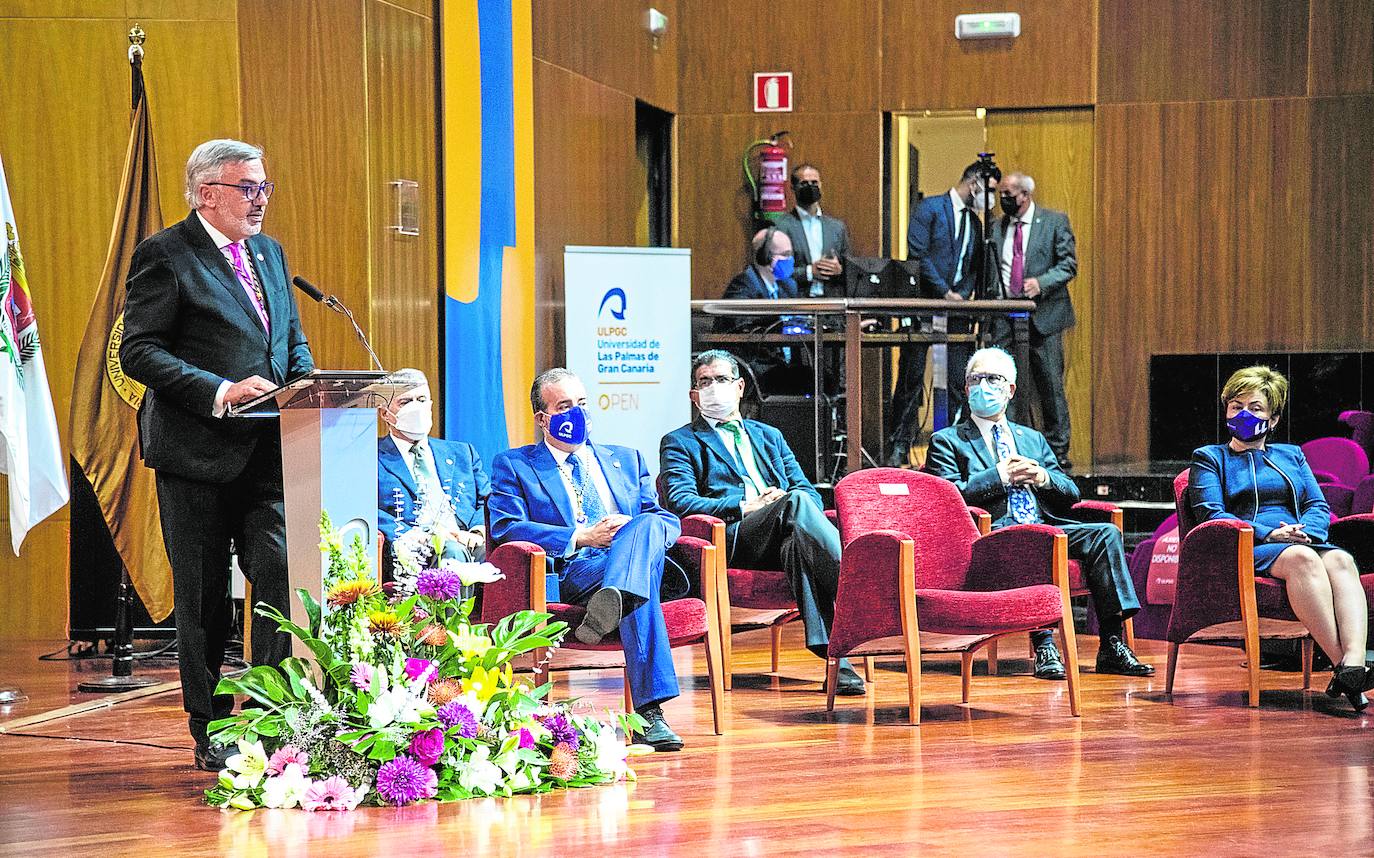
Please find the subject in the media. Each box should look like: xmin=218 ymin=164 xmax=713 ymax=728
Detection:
xmin=993 ymin=424 xmax=1038 ymax=524
xmin=567 ymin=453 xmax=607 ymax=524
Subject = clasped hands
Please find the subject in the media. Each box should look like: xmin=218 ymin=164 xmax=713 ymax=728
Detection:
xmin=576 ymin=514 xmax=632 ymax=549
xmin=741 ymin=486 xmax=787 ymax=516
xmin=1003 ymin=455 xmax=1049 ymax=488
xmin=812 ymin=255 xmax=842 ymax=280
xmin=1267 ymin=522 xmax=1311 ymax=544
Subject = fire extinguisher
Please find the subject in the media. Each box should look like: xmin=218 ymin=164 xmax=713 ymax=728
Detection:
xmin=744 ymin=131 xmax=791 ymax=227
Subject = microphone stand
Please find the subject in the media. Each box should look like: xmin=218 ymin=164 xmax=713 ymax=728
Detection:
xmin=322 ymin=296 xmax=385 ymax=373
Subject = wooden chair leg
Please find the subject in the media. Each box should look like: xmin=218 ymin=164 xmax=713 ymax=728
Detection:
xmin=770 ymin=625 xmax=782 ymax=674
xmin=863 ymin=656 xmax=874 ymax=681
xmin=721 ymin=615 xmax=734 ymax=693
xmin=1059 ymin=620 xmax=1082 ymax=717
xmin=825 ymin=657 xmax=840 ymax=713
xmin=1123 ymin=616 xmax=1137 ymax=651
xmin=623 ymin=668 xmax=634 ymax=716
xmin=1165 ymin=642 xmax=1180 ymax=698
xmin=1301 ymin=637 xmax=1314 ymax=692
xmin=703 ymin=635 xmax=725 ymax=736
xmin=960 ymin=651 xmax=973 ymax=703
xmin=986 ymin=640 xmax=999 ymax=675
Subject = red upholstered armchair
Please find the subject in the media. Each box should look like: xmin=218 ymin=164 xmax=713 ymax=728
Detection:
xmin=1339 ymin=410 xmax=1374 ymax=462
xmin=479 ymin=535 xmax=725 ymax=734
xmin=1165 ymin=471 xmax=1313 ymax=708
xmin=1301 ymin=437 xmax=1369 ymax=490
xmin=829 ymin=468 xmax=1081 ymax=724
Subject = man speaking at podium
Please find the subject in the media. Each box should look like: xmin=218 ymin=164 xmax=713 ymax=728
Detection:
xmin=121 ymin=139 xmax=315 ymax=771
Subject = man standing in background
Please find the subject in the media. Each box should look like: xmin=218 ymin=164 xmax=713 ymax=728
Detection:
xmin=990 ymin=172 xmax=1078 ymax=471
xmin=775 ymin=163 xmax=850 ymax=298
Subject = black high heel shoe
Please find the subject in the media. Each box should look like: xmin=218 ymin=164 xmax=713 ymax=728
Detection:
xmin=1326 ymin=665 xmax=1370 ymax=712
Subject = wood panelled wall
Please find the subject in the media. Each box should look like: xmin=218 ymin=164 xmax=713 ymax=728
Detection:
xmin=0 ymin=2 xmax=242 ymax=640
xmin=531 ymin=0 xmax=677 ymax=368
xmin=1091 ymin=0 xmax=1374 ymax=462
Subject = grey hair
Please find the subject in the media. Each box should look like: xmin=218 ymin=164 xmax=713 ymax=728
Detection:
xmin=530 ymin=367 xmax=577 ymax=413
xmin=965 ymin=347 xmax=1017 ymax=384
xmin=387 ymin=367 xmax=428 ymax=390
xmin=691 ymin=350 xmax=740 ymax=383
xmin=1006 ymin=171 xmax=1035 ymax=195
xmin=185 ymin=139 xmax=264 ymax=208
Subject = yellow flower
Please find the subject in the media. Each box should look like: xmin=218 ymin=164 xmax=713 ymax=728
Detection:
xmin=461 ymin=664 xmax=512 ymax=705
xmin=327 ymin=578 xmax=378 ymax=608
xmin=367 ymin=610 xmax=407 ymax=638
xmin=452 ymin=625 xmax=492 ymax=660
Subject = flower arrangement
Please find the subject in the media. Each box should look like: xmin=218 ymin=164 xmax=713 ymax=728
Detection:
xmin=205 ymin=512 xmax=645 ymax=811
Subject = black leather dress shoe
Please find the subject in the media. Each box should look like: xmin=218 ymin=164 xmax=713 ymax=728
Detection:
xmin=1033 ymin=642 xmax=1067 ymax=680
xmin=834 ymin=663 xmax=866 ymax=696
xmin=575 ymin=587 xmax=624 ymax=645
xmin=632 ymin=705 xmax=684 ymax=752
xmin=1327 ymin=664 xmax=1370 ymax=712
xmin=1095 ymin=636 xmax=1155 ymax=676
xmin=194 ymin=742 xmax=234 ymax=771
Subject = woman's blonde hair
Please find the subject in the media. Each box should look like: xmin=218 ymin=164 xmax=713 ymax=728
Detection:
xmin=1221 ymin=365 xmax=1288 ymax=417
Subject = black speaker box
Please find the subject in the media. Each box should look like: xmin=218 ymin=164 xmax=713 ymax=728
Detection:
xmin=757 ymin=394 xmax=832 ymax=484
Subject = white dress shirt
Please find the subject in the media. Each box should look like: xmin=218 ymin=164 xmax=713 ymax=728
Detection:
xmin=796 ymin=205 xmax=825 ymax=293
xmin=947 ymin=189 xmax=974 ymax=290
xmin=999 ymin=201 xmax=1035 ymax=296
xmin=545 ymin=441 xmax=621 ymax=557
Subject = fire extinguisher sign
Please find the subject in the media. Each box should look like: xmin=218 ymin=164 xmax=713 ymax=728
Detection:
xmin=753 ymin=72 xmax=793 ymax=113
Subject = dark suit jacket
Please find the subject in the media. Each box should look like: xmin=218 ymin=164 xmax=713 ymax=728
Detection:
xmin=659 ymin=416 xmax=820 ymax=546
xmin=926 ymin=417 xmax=1080 ymax=528
xmin=488 ymin=441 xmax=682 ymax=602
xmin=121 ymin=212 xmax=314 ymax=482
xmin=377 ymin=434 xmax=491 ymax=542
xmin=775 ymin=209 xmax=851 ymax=296
xmin=907 ymin=192 xmax=982 ymax=298
xmin=716 ymin=265 xmax=800 ymax=328
xmin=990 ymin=206 xmax=1078 ymax=335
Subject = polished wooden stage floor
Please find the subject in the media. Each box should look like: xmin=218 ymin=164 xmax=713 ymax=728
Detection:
xmin=2 ymin=630 xmax=1372 ymax=857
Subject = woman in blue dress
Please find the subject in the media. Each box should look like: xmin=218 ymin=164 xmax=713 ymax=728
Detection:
xmin=1189 ymin=366 xmax=1370 ymax=709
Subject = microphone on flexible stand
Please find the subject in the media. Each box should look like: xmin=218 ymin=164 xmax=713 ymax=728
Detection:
xmin=292 ymin=276 xmax=386 ymax=373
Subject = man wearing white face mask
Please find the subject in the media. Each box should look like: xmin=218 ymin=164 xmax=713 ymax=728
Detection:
xmin=377 ymin=368 xmax=491 ymax=573
xmin=659 ymin=350 xmax=863 ymax=696
xmin=926 ymin=347 xmax=1152 ymax=680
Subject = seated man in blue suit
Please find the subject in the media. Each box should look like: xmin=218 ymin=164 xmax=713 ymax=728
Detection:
xmin=377 ymin=368 xmax=490 ymax=577
xmin=488 ymin=368 xmax=687 ymax=751
xmin=660 ymin=350 xmax=864 ymax=695
xmin=926 ymin=347 xmax=1153 ymax=680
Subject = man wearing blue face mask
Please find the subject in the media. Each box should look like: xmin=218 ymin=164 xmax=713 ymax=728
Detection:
xmin=926 ymin=347 xmax=1151 ymax=680
xmin=717 ymin=227 xmax=808 ymax=395
xmin=377 ymin=368 xmax=490 ymax=576
xmin=488 ymin=368 xmax=689 ymax=751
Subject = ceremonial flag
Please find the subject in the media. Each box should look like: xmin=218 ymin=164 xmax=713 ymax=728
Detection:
xmin=0 ymin=155 xmax=70 ymax=554
xmin=68 ymin=56 xmax=173 ymax=620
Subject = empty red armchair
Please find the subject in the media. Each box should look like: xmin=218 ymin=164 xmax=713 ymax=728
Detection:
xmin=676 ymin=513 xmax=800 ymax=689
xmin=480 ymin=535 xmax=726 ymax=734
xmin=1165 ymin=471 xmax=1313 ymax=708
xmin=1339 ymin=410 xmax=1374 ymax=462
xmin=829 ymin=468 xmax=1080 ymax=724
xmin=1300 ymin=437 xmax=1369 ymax=490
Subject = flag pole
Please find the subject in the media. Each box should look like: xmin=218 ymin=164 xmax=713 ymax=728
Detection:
xmin=77 ymin=25 xmax=159 ymax=694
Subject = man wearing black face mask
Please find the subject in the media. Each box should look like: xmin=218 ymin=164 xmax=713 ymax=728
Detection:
xmin=488 ymin=368 xmax=690 ymax=750
xmin=776 ymin=164 xmax=851 ymax=298
xmin=988 ymin=172 xmax=1078 ymax=470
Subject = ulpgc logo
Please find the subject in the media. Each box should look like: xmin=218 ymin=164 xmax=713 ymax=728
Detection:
xmin=598 ymin=288 xmax=626 ymax=321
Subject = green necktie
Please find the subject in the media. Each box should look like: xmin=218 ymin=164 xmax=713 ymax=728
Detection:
xmin=721 ymin=421 xmax=761 ymax=495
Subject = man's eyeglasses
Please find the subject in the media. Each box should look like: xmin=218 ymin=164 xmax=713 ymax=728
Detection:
xmin=205 ymin=181 xmax=275 ymax=201
xmin=967 ymin=372 xmax=1009 ymax=388
xmin=694 ymin=375 xmax=738 ymax=390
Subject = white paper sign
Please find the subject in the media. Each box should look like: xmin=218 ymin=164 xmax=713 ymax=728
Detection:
xmin=564 ymin=246 xmax=691 ymax=476
xmin=879 ymin=483 xmax=911 ymax=495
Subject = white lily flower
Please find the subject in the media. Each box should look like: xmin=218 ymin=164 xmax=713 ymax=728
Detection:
xmin=260 ymin=763 xmax=312 ymax=809
xmin=224 ymin=739 xmax=268 ymax=789
xmin=456 ymin=745 xmax=505 ymax=796
xmin=439 ymin=558 xmax=505 ymax=587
